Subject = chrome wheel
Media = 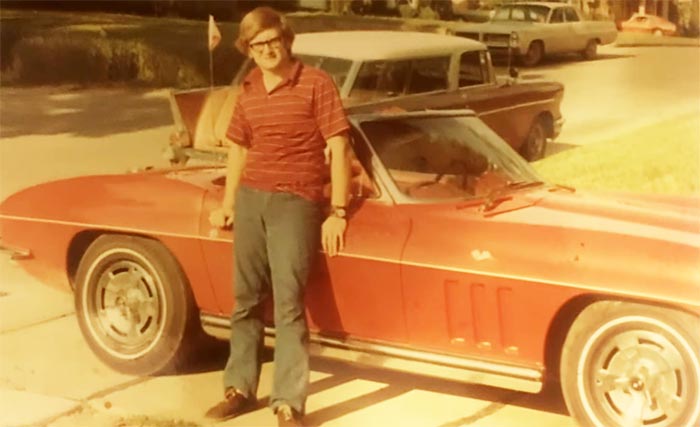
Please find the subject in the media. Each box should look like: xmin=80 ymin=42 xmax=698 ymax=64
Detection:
xmin=85 ymin=252 xmax=165 ymax=359
xmin=582 ymin=324 xmax=694 ymax=426
xmin=562 ymin=302 xmax=700 ymax=427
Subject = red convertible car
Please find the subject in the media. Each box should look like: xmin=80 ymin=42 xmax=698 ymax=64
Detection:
xmin=1 ymin=109 xmax=698 ymax=427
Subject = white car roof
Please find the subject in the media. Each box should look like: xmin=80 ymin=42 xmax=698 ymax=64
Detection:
xmin=505 ymin=2 xmax=565 ymax=8
xmin=293 ymin=31 xmax=485 ymax=61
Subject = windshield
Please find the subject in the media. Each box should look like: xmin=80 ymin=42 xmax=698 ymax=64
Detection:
xmin=233 ymin=55 xmax=352 ymax=88
xmin=359 ymin=115 xmax=540 ymax=201
xmin=492 ymin=5 xmax=550 ymax=22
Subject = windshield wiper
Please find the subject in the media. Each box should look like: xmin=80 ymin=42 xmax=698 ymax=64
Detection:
xmin=501 ymin=180 xmax=545 ymax=191
xmin=480 ymin=181 xmax=544 ymax=212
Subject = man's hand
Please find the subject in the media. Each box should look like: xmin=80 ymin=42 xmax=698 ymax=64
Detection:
xmin=322 ymin=216 xmax=347 ymax=257
xmin=209 ymin=206 xmax=234 ymax=229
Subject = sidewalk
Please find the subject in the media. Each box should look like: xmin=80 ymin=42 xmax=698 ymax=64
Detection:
xmin=615 ymin=31 xmax=700 ymax=47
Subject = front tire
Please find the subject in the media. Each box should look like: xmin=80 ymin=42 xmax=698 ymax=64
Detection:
xmin=520 ymin=116 xmax=548 ymax=161
xmin=561 ymin=301 xmax=700 ymax=427
xmin=75 ymin=235 xmax=200 ymax=375
xmin=520 ymin=41 xmax=544 ymax=67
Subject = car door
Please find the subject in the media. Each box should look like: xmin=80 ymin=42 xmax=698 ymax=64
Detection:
xmin=546 ymin=7 xmax=573 ymax=53
xmin=564 ymin=7 xmax=588 ymax=50
xmin=198 ymin=136 xmax=410 ymax=343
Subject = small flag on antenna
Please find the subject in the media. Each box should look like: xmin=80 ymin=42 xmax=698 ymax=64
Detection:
xmin=208 ymin=15 xmax=221 ymax=51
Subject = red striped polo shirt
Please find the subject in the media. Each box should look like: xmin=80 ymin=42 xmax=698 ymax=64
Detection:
xmin=226 ymin=60 xmax=349 ymax=201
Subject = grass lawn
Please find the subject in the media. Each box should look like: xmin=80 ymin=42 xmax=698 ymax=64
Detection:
xmin=534 ymin=113 xmax=700 ymax=195
xmin=0 ymin=9 xmax=244 ymax=88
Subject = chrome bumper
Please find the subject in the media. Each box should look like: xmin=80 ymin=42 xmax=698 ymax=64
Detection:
xmin=552 ymin=116 xmax=565 ymax=139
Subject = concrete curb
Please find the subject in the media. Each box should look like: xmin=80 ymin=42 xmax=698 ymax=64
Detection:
xmin=615 ymin=32 xmax=700 ymax=47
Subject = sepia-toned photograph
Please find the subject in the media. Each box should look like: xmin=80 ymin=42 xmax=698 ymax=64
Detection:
xmin=1 ymin=1 xmax=699 ymax=426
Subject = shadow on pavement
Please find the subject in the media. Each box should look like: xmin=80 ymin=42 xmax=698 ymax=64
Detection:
xmin=0 ymin=86 xmax=172 ymax=139
xmin=167 ymin=337 xmax=570 ymax=425
xmin=545 ymin=141 xmax=579 ymax=157
xmin=304 ymin=357 xmax=568 ymax=426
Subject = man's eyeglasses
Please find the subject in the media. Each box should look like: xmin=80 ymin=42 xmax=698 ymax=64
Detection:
xmin=249 ymin=36 xmax=283 ymax=53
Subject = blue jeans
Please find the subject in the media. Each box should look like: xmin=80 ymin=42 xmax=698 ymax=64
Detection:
xmin=223 ymin=186 xmax=321 ymax=416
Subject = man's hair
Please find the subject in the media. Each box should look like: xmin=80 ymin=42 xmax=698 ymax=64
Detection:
xmin=235 ymin=7 xmax=295 ymax=55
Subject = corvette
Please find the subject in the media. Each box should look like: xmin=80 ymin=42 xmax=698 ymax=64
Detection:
xmin=1 ymin=109 xmax=698 ymax=427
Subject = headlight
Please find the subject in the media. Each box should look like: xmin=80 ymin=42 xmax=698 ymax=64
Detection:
xmin=509 ymin=32 xmax=519 ymax=48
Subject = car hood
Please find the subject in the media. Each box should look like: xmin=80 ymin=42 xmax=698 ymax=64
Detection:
xmin=528 ymin=188 xmax=700 ymax=237
xmin=403 ymin=187 xmax=699 ymax=308
xmin=0 ymin=168 xmax=218 ymax=235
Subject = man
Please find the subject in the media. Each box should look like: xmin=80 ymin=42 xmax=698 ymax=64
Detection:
xmin=205 ymin=6 xmax=351 ymax=427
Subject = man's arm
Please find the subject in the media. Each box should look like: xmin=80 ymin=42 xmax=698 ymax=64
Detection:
xmin=327 ymin=134 xmax=351 ymax=209
xmin=210 ymin=139 xmax=248 ymax=228
xmin=322 ymin=134 xmax=351 ymax=256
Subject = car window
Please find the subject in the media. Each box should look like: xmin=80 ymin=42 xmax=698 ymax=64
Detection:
xmin=349 ymin=56 xmax=449 ymax=100
xmin=563 ymin=8 xmax=579 ymax=22
xmin=406 ymin=56 xmax=449 ymax=94
xmin=550 ymin=9 xmax=565 ymax=23
xmin=296 ymin=55 xmax=352 ymax=88
xmin=459 ymin=51 xmax=486 ymax=87
xmin=350 ymin=60 xmax=411 ymax=101
xmin=493 ymin=5 xmax=549 ymax=22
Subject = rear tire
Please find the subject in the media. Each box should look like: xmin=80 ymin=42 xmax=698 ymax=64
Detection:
xmin=75 ymin=235 xmax=200 ymax=375
xmin=581 ymin=39 xmax=598 ymax=60
xmin=561 ymin=301 xmax=700 ymax=427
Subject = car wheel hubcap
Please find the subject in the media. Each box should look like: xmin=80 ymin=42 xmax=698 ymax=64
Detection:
xmin=587 ymin=328 xmax=693 ymax=427
xmin=87 ymin=258 xmax=165 ymax=359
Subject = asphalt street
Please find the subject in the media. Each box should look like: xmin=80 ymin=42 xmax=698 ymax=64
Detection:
xmin=1 ymin=42 xmax=699 ymax=427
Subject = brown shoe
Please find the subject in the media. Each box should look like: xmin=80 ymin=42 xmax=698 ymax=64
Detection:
xmin=204 ymin=389 xmax=255 ymax=421
xmin=277 ymin=404 xmax=304 ymax=427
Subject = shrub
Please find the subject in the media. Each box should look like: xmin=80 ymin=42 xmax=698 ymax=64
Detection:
xmin=6 ymin=33 xmax=207 ymax=87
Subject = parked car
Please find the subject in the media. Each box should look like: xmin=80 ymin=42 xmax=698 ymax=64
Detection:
xmin=1 ymin=108 xmax=699 ymax=427
xmin=449 ymin=2 xmax=618 ymax=66
xmin=170 ymin=31 xmax=564 ymax=162
xmin=620 ymin=13 xmax=677 ymax=36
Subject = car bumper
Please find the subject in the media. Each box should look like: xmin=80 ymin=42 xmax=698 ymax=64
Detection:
xmin=553 ymin=116 xmax=564 ymax=139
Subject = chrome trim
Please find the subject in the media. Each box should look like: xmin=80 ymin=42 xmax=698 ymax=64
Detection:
xmin=201 ymin=314 xmax=543 ymax=393
xmin=3 ymin=213 xmax=697 ymax=308
xmin=477 ymin=99 xmax=554 ymax=117
xmin=0 ymin=242 xmax=32 ymax=260
xmin=553 ymin=116 xmax=565 ymax=138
